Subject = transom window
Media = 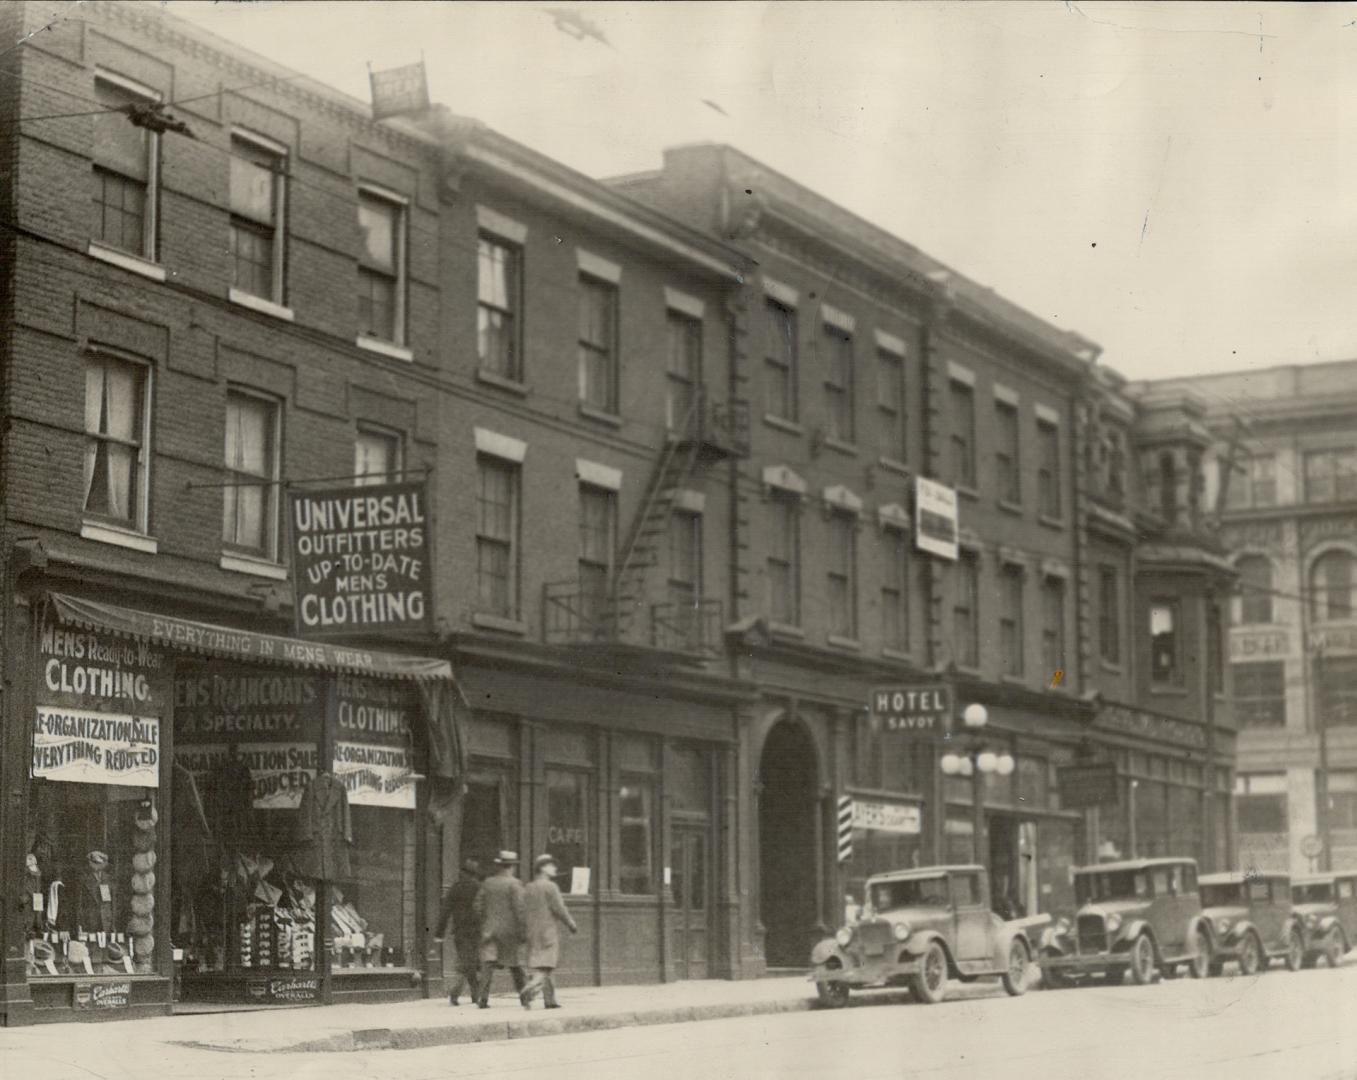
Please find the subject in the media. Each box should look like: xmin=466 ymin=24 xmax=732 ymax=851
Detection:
xmin=83 ymin=354 xmax=151 ymax=531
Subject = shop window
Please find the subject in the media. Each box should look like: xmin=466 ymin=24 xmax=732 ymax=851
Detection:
xmin=83 ymin=353 xmax=151 ymax=533
xmin=827 ymin=510 xmax=857 ymax=639
xmin=666 ymin=309 xmax=702 ymax=433
xmin=92 ymin=73 xmax=158 ymax=260
xmin=950 ymin=380 xmax=976 ymax=488
xmin=619 ymin=781 xmax=655 ymax=895
xmin=229 ymin=133 xmax=286 ymax=305
xmin=953 ymin=550 xmax=980 ymax=669
xmin=823 ymin=324 xmax=855 ymax=443
xmin=354 ymin=425 xmax=403 ymax=487
xmin=1150 ymin=601 xmax=1181 ymax=686
xmin=767 ymin=491 xmax=801 ymax=626
xmin=578 ymin=275 xmax=618 ymax=413
xmin=1234 ymin=661 xmax=1285 ymax=727
xmin=994 ymin=399 xmax=1020 ymax=504
xmin=999 ymin=564 xmax=1024 ymax=677
xmin=545 ymin=769 xmax=593 ymax=894
xmin=222 ymin=390 xmax=281 ymax=561
xmin=764 ymin=298 xmax=799 ymax=421
xmin=1312 ymin=550 xmax=1356 ymax=623
xmin=1135 ymin=779 xmax=1169 ymax=858
xmin=1098 ymin=565 xmax=1121 ymax=664
xmin=477 ymin=234 xmax=521 ymax=381
xmin=1235 ymin=555 xmax=1273 ymax=625
xmin=475 ymin=456 xmax=519 ymax=618
xmin=335 ymin=808 xmax=415 ymax=969
xmin=876 ymin=346 xmax=906 ymax=462
xmin=357 ymin=187 xmax=407 ymax=345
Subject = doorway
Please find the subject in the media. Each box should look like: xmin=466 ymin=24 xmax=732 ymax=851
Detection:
xmin=988 ymin=815 xmax=1041 ymax=918
xmin=670 ymin=824 xmax=711 ymax=979
xmin=460 ymin=770 xmax=514 ymax=867
xmin=758 ymin=719 xmax=820 ymax=969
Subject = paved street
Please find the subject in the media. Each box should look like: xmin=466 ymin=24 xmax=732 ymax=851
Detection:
xmin=3 ymin=966 xmax=1357 ymax=1080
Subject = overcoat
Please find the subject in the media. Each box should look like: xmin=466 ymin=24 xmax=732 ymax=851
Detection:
xmin=523 ymin=877 xmax=577 ymax=969
xmin=438 ymin=876 xmax=483 ymax=948
xmin=294 ymin=772 xmax=352 ymax=881
xmin=474 ymin=872 xmax=526 ymax=965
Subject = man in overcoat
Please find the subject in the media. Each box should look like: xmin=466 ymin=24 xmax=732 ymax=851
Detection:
xmin=519 ymin=854 xmax=578 ymax=1010
xmin=434 ymin=858 xmax=483 ymax=1005
xmin=473 ymin=850 xmax=526 ymax=1007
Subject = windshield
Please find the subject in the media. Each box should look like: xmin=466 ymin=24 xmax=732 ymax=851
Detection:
xmin=1075 ymin=870 xmax=1148 ymax=904
xmin=1295 ymin=883 xmax=1333 ymax=903
xmin=1200 ymin=884 xmax=1242 ymax=908
xmin=869 ymin=877 xmax=949 ymax=912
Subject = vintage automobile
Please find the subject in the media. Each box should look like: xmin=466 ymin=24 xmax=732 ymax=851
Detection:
xmin=1198 ymin=871 xmax=1303 ymax=975
xmin=1291 ymin=872 xmax=1357 ymax=967
xmin=1038 ymin=858 xmax=1214 ymax=987
xmin=810 ymin=864 xmax=1044 ymax=1007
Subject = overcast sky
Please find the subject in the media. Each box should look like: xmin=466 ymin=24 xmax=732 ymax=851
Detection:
xmin=162 ymin=1 xmax=1357 ymax=383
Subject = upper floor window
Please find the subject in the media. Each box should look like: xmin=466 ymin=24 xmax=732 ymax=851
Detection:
xmin=1234 ymin=773 xmax=1287 ymax=834
xmin=229 ymin=133 xmax=286 ymax=305
xmin=1042 ymin=576 xmax=1067 ymax=678
xmin=1098 ymin=565 xmax=1121 ymax=664
xmin=92 ymin=74 xmax=159 ymax=260
xmin=765 ymin=299 xmax=798 ymax=421
xmin=1312 ymin=550 xmax=1356 ymax=623
xmin=950 ymin=381 xmax=976 ymax=489
xmin=1224 ymin=454 xmax=1277 ymax=510
xmin=1149 ymin=601 xmax=1181 ymax=686
xmin=999 ymin=564 xmax=1024 ymax=677
xmin=83 ymin=354 xmax=151 ymax=532
xmin=578 ymin=484 xmax=615 ymax=625
xmin=1233 ymin=661 xmax=1285 ymax=727
xmin=357 ymin=188 xmax=407 ymax=345
xmin=1106 ymin=426 xmax=1127 ymax=500
xmin=578 ymin=276 xmax=618 ymax=413
xmin=1235 ymin=555 xmax=1273 ymax=625
xmin=876 ymin=347 xmax=906 ymax=462
xmin=827 ymin=510 xmax=857 ymax=639
xmin=995 ymin=400 xmax=1020 ymax=505
xmin=1157 ymin=452 xmax=1178 ymax=522
xmin=477 ymin=235 xmax=521 ymax=381
xmin=881 ymin=526 xmax=909 ymax=653
xmin=1037 ymin=419 xmax=1061 ymax=518
xmin=1304 ymin=448 xmax=1357 ymax=504
xmin=222 ymin=390 xmax=281 ymax=560
xmin=354 ymin=425 xmax=403 ymax=487
xmin=823 ymin=325 xmax=855 ymax=443
xmin=666 ymin=310 xmax=702 ymax=433
xmin=953 ymin=551 xmax=979 ymax=669
xmin=475 ymin=456 xmax=519 ymax=618
xmin=667 ymin=510 xmax=704 ymax=643
xmin=767 ymin=492 xmax=801 ymax=626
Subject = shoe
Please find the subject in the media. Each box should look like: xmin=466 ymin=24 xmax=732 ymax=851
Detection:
xmin=545 ymin=1003 xmax=561 ymax=1010
xmin=476 ymin=1001 xmax=489 ymax=1009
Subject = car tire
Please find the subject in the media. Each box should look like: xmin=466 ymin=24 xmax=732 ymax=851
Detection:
xmin=816 ymin=980 xmax=850 ymax=1009
xmin=1129 ymin=934 xmax=1156 ymax=985
xmin=1239 ymin=932 xmax=1262 ymax=976
xmin=1187 ymin=928 xmax=1212 ymax=979
xmin=1324 ymin=928 xmax=1344 ymax=968
xmin=1285 ymin=929 xmax=1304 ymax=973
xmin=909 ymin=942 xmax=948 ymax=1005
xmin=1001 ymin=940 xmax=1030 ymax=997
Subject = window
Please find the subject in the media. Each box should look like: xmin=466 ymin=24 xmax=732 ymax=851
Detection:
xmin=827 ymin=511 xmax=857 ymax=639
xmin=1037 ymin=419 xmax=1061 ymax=518
xmin=950 ymin=381 xmax=976 ymax=488
xmin=1304 ymin=449 xmax=1357 ymax=504
xmin=1312 ymin=550 xmax=1356 ymax=622
xmin=1235 ymin=555 xmax=1273 ymax=625
xmin=229 ymin=134 xmax=285 ymax=303
xmin=881 ymin=527 xmax=909 ymax=652
xmin=952 ymin=874 xmax=979 ymax=907
xmin=83 ymin=355 xmax=150 ymax=531
xmin=999 ymin=564 xmax=1024 ymax=677
xmin=1328 ymin=772 xmax=1357 ymax=831
xmin=1042 ymin=576 xmax=1066 ymax=678
xmin=357 ymin=189 xmax=406 ymax=344
xmin=995 ymin=401 xmax=1020 ymax=504
xmin=1208 ymin=601 xmax=1223 ymax=694
xmin=476 ymin=457 xmax=519 ymax=618
xmin=1106 ymin=427 xmax=1127 ymax=500
xmin=1150 ymin=601 xmax=1181 ymax=686
xmin=767 ymin=492 xmax=800 ymax=625
xmin=1318 ymin=656 xmax=1357 ymax=728
xmin=545 ymin=768 xmax=592 ymax=894
xmin=578 ymin=485 xmax=615 ymax=631
xmin=1225 ymin=454 xmax=1277 ymax=510
xmin=1235 ymin=774 xmax=1287 ymax=834
xmin=222 ymin=391 xmax=280 ymax=559
xmin=1234 ymin=661 xmax=1285 ymax=727
xmin=576 ymin=276 xmax=618 ymax=412
xmin=953 ymin=551 xmax=979 ymax=669
xmin=477 ymin=235 xmax=520 ymax=380
xmin=876 ymin=348 xmax=905 ymax=462
xmin=619 ymin=779 xmax=655 ymax=894
xmin=666 ymin=310 xmax=702 ymax=433
xmin=765 ymin=299 xmax=798 ymax=421
xmin=354 ymin=426 xmax=402 ymax=487
xmin=92 ymin=75 xmax=158 ymax=259
xmin=1098 ymin=566 xmax=1121 ymax=664
xmin=823 ymin=325 xmax=855 ymax=443
xmin=667 ymin=510 xmax=703 ymax=649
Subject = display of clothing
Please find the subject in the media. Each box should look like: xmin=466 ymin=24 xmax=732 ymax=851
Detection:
xmin=74 ymin=854 xmax=116 ymax=936
xmin=293 ymin=772 xmax=352 ymax=881
xmin=204 ymin=752 xmax=254 ymax=853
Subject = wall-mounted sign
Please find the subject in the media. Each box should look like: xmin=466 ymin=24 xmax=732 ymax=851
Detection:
xmin=333 ymin=742 xmax=416 ymax=809
xmin=1312 ymin=628 xmax=1357 ymax=657
xmin=1058 ymin=762 xmax=1119 ymax=809
xmin=175 ymin=742 xmax=318 ymax=811
xmin=369 ymin=61 xmax=430 ymax=120
xmin=1230 ymin=630 xmax=1290 ymax=660
xmin=246 ymin=975 xmax=321 ymax=1003
xmin=74 ymin=980 xmax=131 ymax=1009
xmin=39 ymin=620 xmax=170 ymax=714
xmin=32 ymin=707 xmax=159 ymax=787
xmin=289 ymin=480 xmax=432 ymax=639
xmin=915 ymin=477 xmax=959 ymax=561
xmin=870 ymin=685 xmax=952 ymax=738
xmin=852 ymin=799 xmax=921 ymax=835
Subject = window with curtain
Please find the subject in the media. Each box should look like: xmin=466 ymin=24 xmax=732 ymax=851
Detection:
xmin=950 ymin=381 xmax=976 ymax=488
xmin=229 ymin=134 xmax=285 ymax=303
xmin=578 ymin=276 xmax=618 ymax=412
xmin=1235 ymin=555 xmax=1273 ymax=624
xmin=827 ymin=510 xmax=857 ymax=639
xmin=953 ymin=551 xmax=979 ymax=669
xmin=666 ymin=310 xmax=702 ymax=434
xmin=876 ymin=347 xmax=905 ymax=462
xmin=995 ymin=400 xmax=1020 ymax=504
xmin=881 ymin=526 xmax=909 ymax=653
xmin=1312 ymin=550 xmax=1355 ymax=622
xmin=767 ymin=492 xmax=800 ymax=625
xmin=83 ymin=355 xmax=149 ymax=531
xmin=92 ymin=76 xmax=157 ymax=259
xmin=823 ymin=325 xmax=855 ymax=443
xmin=999 ymin=564 xmax=1024 ymax=677
xmin=357 ymin=189 xmax=405 ymax=344
xmin=475 ymin=456 xmax=519 ymax=618
xmin=221 ymin=390 xmax=280 ymax=558
xmin=765 ymin=299 xmax=798 ymax=421
xmin=353 ymin=426 xmax=402 ymax=487
xmin=477 ymin=235 xmax=521 ymax=380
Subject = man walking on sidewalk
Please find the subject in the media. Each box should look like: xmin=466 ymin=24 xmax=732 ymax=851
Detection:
xmin=434 ymin=857 xmax=483 ymax=1006
xmin=520 ymin=854 xmax=578 ymax=1010
xmin=474 ymin=850 xmax=527 ymax=1007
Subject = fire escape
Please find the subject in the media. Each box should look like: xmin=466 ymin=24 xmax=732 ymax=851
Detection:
xmin=542 ymin=388 xmax=749 ymax=656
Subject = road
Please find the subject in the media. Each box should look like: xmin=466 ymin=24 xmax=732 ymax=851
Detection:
xmin=3 ymin=966 xmax=1356 ymax=1080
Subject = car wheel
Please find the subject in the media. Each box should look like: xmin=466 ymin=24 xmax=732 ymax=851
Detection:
xmin=1239 ymin=932 xmax=1262 ymax=976
xmin=1001 ymin=940 xmax=1030 ymax=997
xmin=1129 ymin=934 xmax=1156 ymax=985
xmin=816 ymin=980 xmax=850 ymax=1009
xmin=1187 ymin=928 xmax=1212 ymax=979
xmin=909 ymin=942 xmax=948 ymax=1005
xmin=1285 ymin=929 xmax=1304 ymax=972
xmin=1324 ymin=928 xmax=1344 ymax=968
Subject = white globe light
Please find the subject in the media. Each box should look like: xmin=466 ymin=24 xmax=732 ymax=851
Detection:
xmin=976 ymin=750 xmax=998 ymax=774
xmin=996 ymin=754 xmax=1016 ymax=776
xmin=958 ymin=756 xmax=974 ymax=778
xmin=940 ymin=753 xmax=962 ymax=775
xmin=963 ymin=703 xmax=988 ymax=730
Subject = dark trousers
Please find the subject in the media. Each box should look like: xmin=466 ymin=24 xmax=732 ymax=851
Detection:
xmin=521 ymin=967 xmax=558 ymax=1008
xmin=477 ymin=961 xmax=526 ymax=1004
xmin=448 ymin=941 xmax=480 ymax=1003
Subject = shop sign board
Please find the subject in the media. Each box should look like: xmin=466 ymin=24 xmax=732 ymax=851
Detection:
xmin=246 ymin=975 xmax=321 ymax=1003
xmin=1312 ymin=627 xmax=1357 ymax=657
xmin=332 ymin=674 xmax=420 ymax=808
xmin=175 ymin=742 xmax=318 ymax=810
xmin=1229 ymin=630 xmax=1290 ymax=660
xmin=333 ymin=741 xmax=416 ymax=808
xmin=870 ymin=685 xmax=952 ymax=737
xmin=74 ymin=980 xmax=131 ymax=1009
xmin=39 ymin=619 xmax=171 ymax=714
xmin=32 ymin=706 xmax=159 ymax=787
xmin=851 ymin=799 xmax=922 ymax=835
xmin=1058 ymin=762 xmax=1119 ymax=809
xmin=289 ymin=480 xmax=433 ymax=639
xmin=915 ymin=477 xmax=959 ymax=561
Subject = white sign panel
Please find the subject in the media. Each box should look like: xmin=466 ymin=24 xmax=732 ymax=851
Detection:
xmin=333 ymin=741 xmax=417 ymax=809
xmin=33 ymin=707 xmax=160 ymax=787
xmin=915 ymin=477 xmax=959 ymax=561
xmin=852 ymin=799 xmax=922 ymax=835
xmin=175 ymin=742 xmax=318 ymax=810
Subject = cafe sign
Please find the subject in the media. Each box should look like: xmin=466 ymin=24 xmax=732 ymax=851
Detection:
xmin=870 ymin=685 xmax=953 ymax=738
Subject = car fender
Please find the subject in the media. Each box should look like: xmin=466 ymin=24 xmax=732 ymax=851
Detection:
xmin=1115 ymin=918 xmax=1153 ymax=952
xmin=1222 ymin=918 xmax=1259 ymax=948
xmin=809 ymin=937 xmax=848 ymax=968
xmin=1187 ymin=915 xmax=1214 ymax=954
xmin=1039 ymin=922 xmax=1072 ymax=955
xmin=991 ymin=923 xmax=1032 ymax=969
xmin=900 ymin=929 xmax=949 ymax=961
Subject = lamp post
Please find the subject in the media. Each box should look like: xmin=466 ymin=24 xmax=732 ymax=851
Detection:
xmin=939 ymin=704 xmax=1015 ymax=866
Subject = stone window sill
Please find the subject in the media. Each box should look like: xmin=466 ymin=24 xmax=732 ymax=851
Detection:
xmin=220 ymin=552 xmax=288 ymax=580
xmin=762 ymin=414 xmax=803 ymax=436
xmin=476 ymin=369 xmax=530 ymax=396
xmin=877 ymin=456 xmax=910 ymax=477
xmin=828 ymin=634 xmax=861 ymax=651
xmin=81 ymin=521 xmax=158 ymax=554
xmin=87 ymin=241 xmax=166 ymax=282
xmin=823 ymin=437 xmax=858 ymax=457
xmin=578 ymin=403 xmax=623 ymax=428
xmin=229 ymin=287 xmax=294 ymax=322
xmin=356 ymin=335 xmax=414 ymax=363
xmin=472 ymin=612 xmax=526 ymax=635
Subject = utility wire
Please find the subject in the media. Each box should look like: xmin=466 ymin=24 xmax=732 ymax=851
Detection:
xmin=13 ymin=70 xmax=313 ymax=123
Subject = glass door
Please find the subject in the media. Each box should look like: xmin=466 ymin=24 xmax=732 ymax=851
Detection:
xmin=670 ymin=825 xmax=711 ymax=980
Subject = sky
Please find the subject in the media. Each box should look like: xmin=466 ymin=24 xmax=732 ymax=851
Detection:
xmin=158 ymin=1 xmax=1357 ymax=382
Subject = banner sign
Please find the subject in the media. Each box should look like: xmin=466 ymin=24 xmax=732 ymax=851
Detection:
xmin=1058 ymin=762 xmax=1119 ymax=809
xmin=851 ymin=799 xmax=922 ymax=835
xmin=175 ymin=742 xmax=319 ymax=810
xmin=333 ymin=741 xmax=417 ymax=808
xmin=174 ymin=668 xmax=324 ymax=741
xmin=369 ymin=61 xmax=430 ymax=120
xmin=915 ymin=477 xmax=959 ymax=561
xmin=39 ymin=619 xmax=170 ymax=714
xmin=289 ymin=480 xmax=433 ymax=639
xmin=870 ymin=685 xmax=952 ymax=738
xmin=32 ymin=707 xmax=160 ymax=788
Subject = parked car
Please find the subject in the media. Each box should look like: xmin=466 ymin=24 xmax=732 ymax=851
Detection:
xmin=1038 ymin=858 xmax=1214 ymax=987
xmin=810 ymin=865 xmax=1044 ymax=1007
xmin=1199 ymin=871 xmax=1303 ymax=975
xmin=1291 ymin=873 xmax=1357 ymax=967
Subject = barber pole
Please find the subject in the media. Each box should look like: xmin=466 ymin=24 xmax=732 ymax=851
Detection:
xmin=837 ymin=795 xmax=854 ymax=863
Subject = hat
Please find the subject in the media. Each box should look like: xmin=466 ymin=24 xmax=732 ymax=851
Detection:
xmin=533 ymin=854 xmax=559 ymax=876
xmin=30 ymin=940 xmax=55 ymax=963
xmin=460 ymin=858 xmax=481 ymax=874
xmin=492 ymin=850 xmax=519 ymax=866
xmin=105 ymin=940 xmax=125 ymax=962
xmin=87 ymin=851 xmax=109 ymax=870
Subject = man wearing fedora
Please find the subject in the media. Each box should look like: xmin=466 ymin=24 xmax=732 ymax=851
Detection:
xmin=473 ymin=850 xmax=527 ymax=1007
xmin=520 ymin=854 xmax=578 ymax=1010
xmin=434 ymin=857 xmax=484 ymax=1006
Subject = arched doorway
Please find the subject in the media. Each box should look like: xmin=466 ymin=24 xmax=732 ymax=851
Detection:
xmin=758 ymin=719 xmax=820 ymax=968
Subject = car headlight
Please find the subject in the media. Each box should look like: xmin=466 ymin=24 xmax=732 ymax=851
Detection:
xmin=1216 ymin=918 xmax=1232 ymax=936
xmin=892 ymin=921 xmax=911 ymax=942
xmin=1106 ymin=913 xmax=1123 ymax=933
xmin=835 ymin=927 xmax=854 ymax=948
xmin=1056 ymin=917 xmax=1071 ymax=935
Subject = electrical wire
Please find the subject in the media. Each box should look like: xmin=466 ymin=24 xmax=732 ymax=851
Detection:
xmin=12 ymin=70 xmax=314 ymax=123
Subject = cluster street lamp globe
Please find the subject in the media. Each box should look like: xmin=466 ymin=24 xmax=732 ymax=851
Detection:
xmin=939 ymin=702 xmax=1015 ymax=865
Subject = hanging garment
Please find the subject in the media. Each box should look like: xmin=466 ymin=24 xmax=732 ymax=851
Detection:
xmin=293 ymin=772 xmax=352 ymax=881
xmin=204 ymin=753 xmax=255 ymax=852
xmin=75 ymin=869 xmax=116 ymax=935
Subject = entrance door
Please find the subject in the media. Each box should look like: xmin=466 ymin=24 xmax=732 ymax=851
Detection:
xmin=460 ymin=771 xmax=512 ymax=866
xmin=758 ymin=720 xmax=820 ymax=969
xmin=987 ymin=816 xmax=1022 ymax=917
xmin=670 ymin=825 xmax=711 ymax=979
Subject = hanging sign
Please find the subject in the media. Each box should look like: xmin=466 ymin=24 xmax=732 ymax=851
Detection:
xmin=288 ymin=480 xmax=433 ymax=639
xmin=1058 ymin=762 xmax=1119 ymax=809
xmin=870 ymin=685 xmax=952 ymax=738
xmin=369 ymin=60 xmax=430 ymax=121
xmin=851 ymin=799 xmax=922 ymax=836
xmin=32 ymin=707 xmax=159 ymax=787
xmin=915 ymin=477 xmax=959 ymax=561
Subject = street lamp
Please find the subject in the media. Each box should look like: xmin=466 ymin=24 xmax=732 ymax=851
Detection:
xmin=940 ymin=704 xmax=1015 ymax=865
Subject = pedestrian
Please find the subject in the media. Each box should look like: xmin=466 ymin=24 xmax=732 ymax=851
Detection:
xmin=520 ymin=854 xmax=578 ymax=1010
xmin=433 ymin=857 xmax=483 ymax=1006
xmin=473 ymin=850 xmax=527 ymax=1007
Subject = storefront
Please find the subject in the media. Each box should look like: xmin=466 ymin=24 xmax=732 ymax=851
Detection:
xmin=2 ymin=590 xmax=462 ymax=1025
